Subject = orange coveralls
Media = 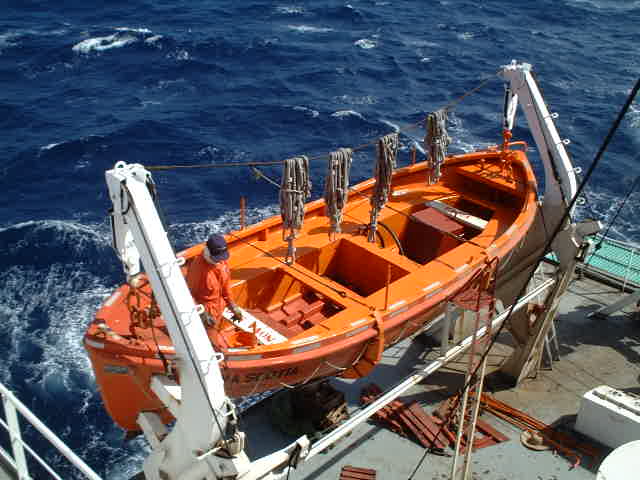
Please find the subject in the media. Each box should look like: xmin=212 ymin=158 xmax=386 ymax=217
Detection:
xmin=186 ymin=255 xmax=233 ymax=322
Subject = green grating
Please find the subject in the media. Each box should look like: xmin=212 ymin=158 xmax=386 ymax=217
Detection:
xmin=545 ymin=236 xmax=640 ymax=285
xmin=585 ymin=237 xmax=640 ymax=284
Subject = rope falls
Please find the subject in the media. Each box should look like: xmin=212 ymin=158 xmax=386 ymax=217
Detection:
xmin=324 ymin=147 xmax=353 ymax=239
xmin=425 ymin=109 xmax=451 ymax=185
xmin=280 ymin=156 xmax=312 ymax=264
xmin=368 ymin=133 xmax=399 ymax=243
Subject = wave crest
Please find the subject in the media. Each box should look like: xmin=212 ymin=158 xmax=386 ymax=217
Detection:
xmin=72 ymin=28 xmax=158 ymax=54
xmin=331 ymin=110 xmax=364 ymax=119
xmin=287 ymin=25 xmax=333 ymax=33
xmin=355 ymin=38 xmax=377 ymax=49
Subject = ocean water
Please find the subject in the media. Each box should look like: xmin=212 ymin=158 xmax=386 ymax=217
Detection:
xmin=0 ymin=1 xmax=638 ymax=478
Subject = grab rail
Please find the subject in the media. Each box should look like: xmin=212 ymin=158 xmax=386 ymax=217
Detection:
xmin=0 ymin=381 xmax=102 ymax=480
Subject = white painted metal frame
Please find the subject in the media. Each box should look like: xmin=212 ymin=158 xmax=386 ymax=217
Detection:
xmin=499 ymin=61 xmax=578 ymax=212
xmin=0 ymin=381 xmax=102 ymax=480
xmin=106 ymin=161 xmax=251 ymax=480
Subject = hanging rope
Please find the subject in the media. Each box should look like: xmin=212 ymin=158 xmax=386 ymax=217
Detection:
xmin=280 ymin=156 xmax=312 ymax=264
xmin=424 ymin=109 xmax=451 ymax=185
xmin=324 ymin=148 xmax=353 ymax=238
xmin=368 ymin=133 xmax=399 ymax=242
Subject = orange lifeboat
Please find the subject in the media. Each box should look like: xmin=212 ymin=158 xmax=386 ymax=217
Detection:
xmin=84 ymin=145 xmax=537 ymax=432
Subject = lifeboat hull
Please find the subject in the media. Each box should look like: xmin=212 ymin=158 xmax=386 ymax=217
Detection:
xmin=85 ymin=148 xmax=538 ymax=431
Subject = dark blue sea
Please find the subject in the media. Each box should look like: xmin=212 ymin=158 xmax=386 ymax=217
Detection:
xmin=0 ymin=0 xmax=638 ymax=478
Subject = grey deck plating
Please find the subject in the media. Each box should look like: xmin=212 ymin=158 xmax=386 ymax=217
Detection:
xmin=239 ymin=272 xmax=639 ymax=480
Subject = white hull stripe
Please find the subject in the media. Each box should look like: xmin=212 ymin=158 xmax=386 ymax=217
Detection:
xmin=423 ymin=281 xmax=442 ymax=292
xmin=85 ymin=338 xmax=105 ymax=349
xmin=389 ymin=300 xmax=407 ymax=311
xmin=346 ymin=326 xmax=369 ymax=337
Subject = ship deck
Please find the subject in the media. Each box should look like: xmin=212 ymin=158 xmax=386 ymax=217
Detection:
xmin=238 ymin=265 xmax=640 ymax=480
xmin=2 ymin=242 xmax=639 ymax=480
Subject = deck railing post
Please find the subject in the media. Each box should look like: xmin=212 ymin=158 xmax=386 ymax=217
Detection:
xmin=441 ymin=302 xmax=454 ymax=357
xmin=2 ymin=392 xmax=31 ymax=480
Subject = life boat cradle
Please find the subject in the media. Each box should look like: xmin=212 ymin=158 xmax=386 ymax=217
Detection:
xmin=85 ymin=147 xmax=538 ymax=431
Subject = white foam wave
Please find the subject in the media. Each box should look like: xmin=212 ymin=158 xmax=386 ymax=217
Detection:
xmin=404 ymin=39 xmax=438 ymax=48
xmin=73 ymin=33 xmax=137 ymax=53
xmin=145 ymin=35 xmax=163 ymax=45
xmin=276 ymin=5 xmax=305 ymax=14
xmin=169 ymin=205 xmax=280 ymax=250
xmin=457 ymin=32 xmax=475 ymax=41
xmin=72 ymin=27 xmax=159 ymax=54
xmin=293 ymin=105 xmax=319 ymax=118
xmin=287 ymin=25 xmax=333 ymax=33
xmin=0 ymin=32 xmax=19 ymax=53
xmin=41 ymin=142 xmax=62 ymax=151
xmin=380 ymin=120 xmax=401 ymax=132
xmin=331 ymin=110 xmax=364 ymax=119
xmin=114 ymin=27 xmax=152 ymax=34
xmin=354 ymin=38 xmax=377 ymax=49
xmin=565 ymin=0 xmax=640 ymax=12
xmin=0 ymin=223 xmax=112 ymax=392
xmin=0 ymin=219 xmax=110 ymax=250
xmin=444 ymin=110 xmax=496 ymax=154
xmin=167 ymin=49 xmax=190 ymax=61
xmin=628 ymin=103 xmax=640 ymax=129
xmin=333 ymin=94 xmax=377 ymax=105
xmin=575 ymin=187 xmax=640 ymax=244
xmin=155 ymin=78 xmax=187 ymax=90
xmin=141 ymin=100 xmax=162 ymax=108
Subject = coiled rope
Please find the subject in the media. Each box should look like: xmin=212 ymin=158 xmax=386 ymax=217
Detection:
xmin=324 ymin=148 xmax=353 ymax=238
xmin=280 ymin=156 xmax=312 ymax=264
xmin=368 ymin=133 xmax=399 ymax=242
xmin=425 ymin=109 xmax=451 ymax=185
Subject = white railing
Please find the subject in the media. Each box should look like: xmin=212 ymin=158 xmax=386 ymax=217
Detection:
xmin=0 ymin=381 xmax=102 ymax=480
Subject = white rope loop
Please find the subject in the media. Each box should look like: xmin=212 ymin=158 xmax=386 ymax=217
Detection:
xmin=425 ymin=109 xmax=451 ymax=185
xmin=324 ymin=148 xmax=353 ymax=237
xmin=280 ymin=156 xmax=311 ymax=264
xmin=368 ymin=133 xmax=399 ymax=242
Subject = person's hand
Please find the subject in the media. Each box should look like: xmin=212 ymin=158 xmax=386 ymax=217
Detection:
xmin=231 ymin=304 xmax=243 ymax=321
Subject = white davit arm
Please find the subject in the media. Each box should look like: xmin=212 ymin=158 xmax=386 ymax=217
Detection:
xmin=106 ymin=161 xmax=311 ymax=480
xmin=106 ymin=161 xmax=247 ymax=479
xmin=500 ymin=61 xmax=579 ymax=213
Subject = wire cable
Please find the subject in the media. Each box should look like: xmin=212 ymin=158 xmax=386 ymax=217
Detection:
xmin=143 ymin=73 xmax=499 ymax=173
xmin=587 ymin=173 xmax=640 ymax=264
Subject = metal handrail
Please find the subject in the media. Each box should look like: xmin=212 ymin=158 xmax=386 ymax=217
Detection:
xmin=0 ymin=381 xmax=102 ymax=480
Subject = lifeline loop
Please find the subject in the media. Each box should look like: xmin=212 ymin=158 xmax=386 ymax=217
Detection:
xmin=280 ymin=156 xmax=312 ymax=264
xmin=324 ymin=148 xmax=353 ymax=238
xmin=425 ymin=109 xmax=451 ymax=185
xmin=368 ymin=133 xmax=399 ymax=242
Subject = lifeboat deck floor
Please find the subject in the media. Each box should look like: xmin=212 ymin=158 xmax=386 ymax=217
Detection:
xmin=237 ymin=268 xmax=640 ymax=480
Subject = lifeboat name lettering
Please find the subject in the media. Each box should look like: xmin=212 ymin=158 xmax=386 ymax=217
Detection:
xmin=223 ymin=367 xmax=299 ymax=384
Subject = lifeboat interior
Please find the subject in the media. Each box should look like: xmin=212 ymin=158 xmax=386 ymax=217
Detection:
xmin=229 ymin=198 xmax=494 ymax=342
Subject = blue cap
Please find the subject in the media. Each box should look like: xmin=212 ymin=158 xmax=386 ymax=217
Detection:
xmin=206 ymin=234 xmax=229 ymax=262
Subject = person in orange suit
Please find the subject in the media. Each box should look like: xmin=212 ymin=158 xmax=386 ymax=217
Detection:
xmin=186 ymin=233 xmax=243 ymax=327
